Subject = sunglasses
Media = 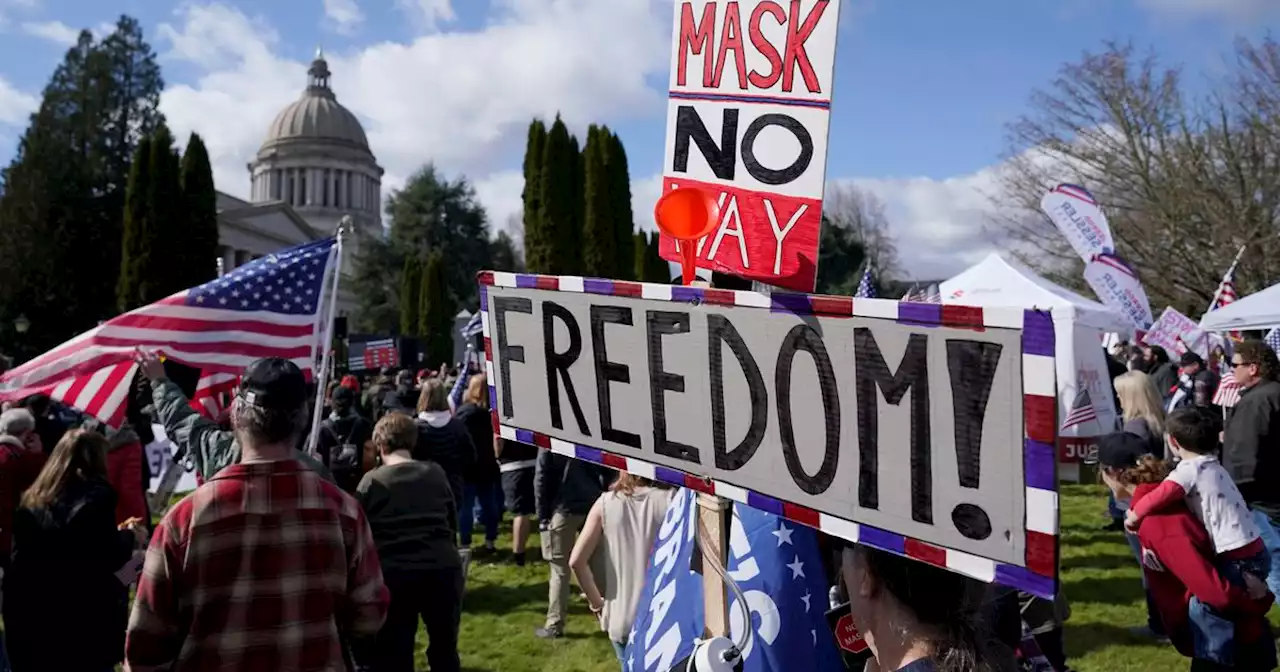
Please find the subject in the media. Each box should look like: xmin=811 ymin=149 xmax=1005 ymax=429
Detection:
xmin=1232 ymin=361 xmax=1254 ymax=369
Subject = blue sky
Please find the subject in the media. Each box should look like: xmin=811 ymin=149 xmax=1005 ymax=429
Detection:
xmin=0 ymin=0 xmax=1274 ymax=278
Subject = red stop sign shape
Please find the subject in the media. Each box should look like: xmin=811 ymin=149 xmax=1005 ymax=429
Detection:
xmin=834 ymin=613 xmax=868 ymax=654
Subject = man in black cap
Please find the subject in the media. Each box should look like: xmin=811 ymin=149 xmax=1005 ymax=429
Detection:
xmin=125 ymin=350 xmax=389 ymax=669
xmin=1174 ymin=351 xmax=1220 ymax=413
xmin=134 ymin=349 xmax=332 ymax=483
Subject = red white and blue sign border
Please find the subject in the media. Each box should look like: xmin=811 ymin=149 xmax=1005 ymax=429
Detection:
xmin=476 ymin=271 xmax=1060 ymax=599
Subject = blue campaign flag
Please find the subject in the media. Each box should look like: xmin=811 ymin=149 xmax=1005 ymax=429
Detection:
xmin=624 ymin=489 xmax=702 ymax=672
xmin=625 ymin=490 xmax=844 ymax=672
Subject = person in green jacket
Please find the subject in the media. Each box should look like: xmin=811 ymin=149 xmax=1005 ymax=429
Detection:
xmin=135 ymin=349 xmax=333 ymax=483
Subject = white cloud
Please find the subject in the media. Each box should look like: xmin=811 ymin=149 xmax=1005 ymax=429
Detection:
xmin=159 ymin=0 xmax=669 ymax=210
xmin=396 ymin=0 xmax=456 ymax=32
xmin=21 ymin=19 xmax=78 ymax=46
xmin=0 ymin=75 xmax=37 ymax=126
xmin=323 ymin=0 xmax=364 ymax=35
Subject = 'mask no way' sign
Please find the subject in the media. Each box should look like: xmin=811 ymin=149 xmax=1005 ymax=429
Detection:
xmin=480 ymin=273 xmax=1061 ymax=597
xmin=658 ymin=0 xmax=841 ymax=292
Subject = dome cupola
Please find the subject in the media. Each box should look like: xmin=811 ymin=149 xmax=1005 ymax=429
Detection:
xmin=261 ymin=48 xmax=370 ymax=152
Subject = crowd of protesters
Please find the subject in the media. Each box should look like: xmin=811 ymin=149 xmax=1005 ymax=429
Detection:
xmin=0 ymin=333 xmax=1274 ymax=671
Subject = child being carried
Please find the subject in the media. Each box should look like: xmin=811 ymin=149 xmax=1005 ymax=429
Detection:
xmin=1127 ymin=407 xmax=1270 ymax=594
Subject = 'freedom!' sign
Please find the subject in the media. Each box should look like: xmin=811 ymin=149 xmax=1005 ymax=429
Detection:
xmin=478 ymin=271 xmax=1062 ymax=597
xmin=658 ymin=0 xmax=842 ymax=292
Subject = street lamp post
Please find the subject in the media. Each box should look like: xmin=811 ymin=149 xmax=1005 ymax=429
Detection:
xmin=13 ymin=314 xmax=30 ymax=334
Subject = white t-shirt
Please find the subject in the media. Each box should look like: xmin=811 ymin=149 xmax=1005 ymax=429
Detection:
xmin=1168 ymin=454 xmax=1261 ymax=554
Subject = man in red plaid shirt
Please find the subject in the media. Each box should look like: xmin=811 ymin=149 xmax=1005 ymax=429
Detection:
xmin=125 ymin=354 xmax=390 ymax=670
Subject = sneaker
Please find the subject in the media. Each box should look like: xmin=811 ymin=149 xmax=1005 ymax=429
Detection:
xmin=513 ymin=550 xmax=527 ymax=567
xmin=1102 ymin=520 xmax=1125 ymax=532
xmin=534 ymin=627 xmax=562 ymax=640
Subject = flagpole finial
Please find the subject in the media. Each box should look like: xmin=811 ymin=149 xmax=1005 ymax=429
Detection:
xmin=336 ymin=214 xmax=352 ymax=240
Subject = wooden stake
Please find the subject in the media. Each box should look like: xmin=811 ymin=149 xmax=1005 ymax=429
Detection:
xmin=697 ymin=492 xmax=733 ymax=638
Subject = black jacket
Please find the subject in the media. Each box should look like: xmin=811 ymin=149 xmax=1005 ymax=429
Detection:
xmin=1223 ymin=379 xmax=1280 ymax=522
xmin=455 ymin=403 xmax=499 ymax=483
xmin=413 ymin=417 xmax=476 ymax=510
xmin=4 ymin=478 xmax=135 ymax=671
xmin=318 ymin=412 xmax=374 ymax=493
xmin=534 ymin=450 xmax=610 ymax=521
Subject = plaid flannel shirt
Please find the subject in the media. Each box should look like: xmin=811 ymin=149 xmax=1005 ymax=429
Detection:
xmin=124 ymin=459 xmax=389 ymax=671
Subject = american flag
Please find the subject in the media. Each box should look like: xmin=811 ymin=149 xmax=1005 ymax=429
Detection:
xmin=854 ymin=267 xmax=876 ymax=299
xmin=1265 ymin=327 xmax=1280 ymax=354
xmin=1061 ymin=387 xmax=1098 ymax=431
xmin=460 ymin=311 xmax=483 ymax=338
xmin=1211 ymin=267 xmax=1242 ymax=340
xmin=0 ymin=238 xmax=337 ymax=427
xmin=924 ymin=283 xmax=942 ymax=304
xmin=1214 ymin=369 xmax=1242 ymax=408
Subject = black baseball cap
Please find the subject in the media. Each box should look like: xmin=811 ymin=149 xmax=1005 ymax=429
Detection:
xmin=238 ymin=358 xmax=308 ymax=411
xmin=331 ymin=385 xmax=355 ymax=405
xmin=1179 ymin=351 xmax=1204 ymax=367
xmin=1096 ymin=431 xmax=1148 ymax=469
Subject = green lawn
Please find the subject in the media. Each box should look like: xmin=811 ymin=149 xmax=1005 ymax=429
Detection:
xmin=149 ymin=486 xmax=1269 ymax=670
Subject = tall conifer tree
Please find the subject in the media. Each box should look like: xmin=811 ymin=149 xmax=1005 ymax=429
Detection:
xmin=116 ymin=135 xmax=153 ymax=311
xmin=534 ymin=115 xmax=579 ymax=275
xmin=521 ymin=119 xmax=550 ymax=273
xmin=179 ymin=132 xmax=219 ymax=287
xmin=419 ymin=252 xmax=455 ymax=366
xmin=581 ymin=125 xmax=614 ymax=278
xmin=399 ymin=257 xmax=421 ymax=336
xmin=605 ymin=131 xmax=636 ymax=280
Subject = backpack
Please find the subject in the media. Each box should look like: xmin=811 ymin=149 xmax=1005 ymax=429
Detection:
xmin=323 ymin=418 xmax=366 ymax=491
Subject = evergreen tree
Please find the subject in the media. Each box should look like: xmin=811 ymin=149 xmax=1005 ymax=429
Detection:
xmin=0 ymin=18 xmax=164 ymax=353
xmin=581 ymin=125 xmax=615 ymax=278
xmin=570 ymin=132 xmax=584 ymax=274
xmin=521 ymin=119 xmax=548 ymax=271
xmin=116 ymin=135 xmax=153 ymax=311
xmin=350 ymin=167 xmax=492 ymax=334
xmin=178 ymin=132 xmax=219 ymax=288
xmin=418 ymin=252 xmax=455 ymax=366
xmin=633 ymin=231 xmax=649 ymax=283
xmin=490 ymin=231 xmax=523 ymax=272
xmin=399 ymin=257 xmax=421 ymax=336
xmin=146 ymin=123 xmax=184 ymax=300
xmin=604 ymin=130 xmax=636 ymax=280
xmin=533 ymin=115 xmax=579 ymax=275
xmin=645 ymin=232 xmax=671 ymax=283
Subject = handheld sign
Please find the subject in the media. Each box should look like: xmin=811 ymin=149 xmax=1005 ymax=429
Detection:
xmin=655 ymin=187 xmax=721 ymax=285
xmin=657 ymin=0 xmax=842 ymax=292
xmin=478 ymin=271 xmax=1060 ymax=598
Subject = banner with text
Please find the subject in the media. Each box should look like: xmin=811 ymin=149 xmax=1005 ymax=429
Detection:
xmin=481 ymin=274 xmax=1060 ymax=595
xmin=658 ymin=0 xmax=842 ymax=292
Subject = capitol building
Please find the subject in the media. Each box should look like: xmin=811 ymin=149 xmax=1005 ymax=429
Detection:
xmin=214 ymin=49 xmax=382 ymax=316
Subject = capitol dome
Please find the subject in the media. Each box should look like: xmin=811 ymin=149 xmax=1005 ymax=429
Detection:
xmin=262 ymin=51 xmax=370 ymax=151
xmin=247 ymin=47 xmax=383 ymax=233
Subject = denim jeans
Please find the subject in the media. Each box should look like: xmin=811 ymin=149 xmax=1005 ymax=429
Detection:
xmin=612 ymin=640 xmax=627 ymax=665
xmin=1248 ymin=509 xmax=1280 ymax=598
xmin=459 ymin=481 xmax=503 ymax=548
xmin=1125 ymin=531 xmax=1166 ymax=634
xmin=1109 ymin=492 xmax=1127 ymax=522
xmin=1188 ymin=595 xmax=1278 ymax=670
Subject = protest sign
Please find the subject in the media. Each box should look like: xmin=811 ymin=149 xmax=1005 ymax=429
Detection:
xmin=657 ymin=0 xmax=842 ymax=292
xmin=479 ymin=271 xmax=1060 ymax=597
xmin=1144 ymin=307 xmax=1209 ymax=358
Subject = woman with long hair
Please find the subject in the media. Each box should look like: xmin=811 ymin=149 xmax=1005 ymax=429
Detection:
xmin=455 ymin=373 xmax=503 ymax=555
xmin=839 ymin=541 xmax=990 ymax=671
xmin=3 ymin=429 xmax=147 ymax=671
xmin=569 ymin=473 xmax=674 ymax=665
xmin=1114 ymin=371 xmax=1167 ymax=457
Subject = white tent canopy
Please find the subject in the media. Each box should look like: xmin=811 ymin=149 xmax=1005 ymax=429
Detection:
xmin=1200 ymin=280 xmax=1280 ymax=331
xmin=941 ymin=253 xmax=1128 ymax=482
xmin=940 ymin=253 xmax=1132 ymax=335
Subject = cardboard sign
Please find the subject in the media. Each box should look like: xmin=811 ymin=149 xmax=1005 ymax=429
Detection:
xmin=1144 ymin=307 xmax=1208 ymax=358
xmin=657 ymin=0 xmax=842 ymax=292
xmin=479 ymin=272 xmax=1060 ymax=597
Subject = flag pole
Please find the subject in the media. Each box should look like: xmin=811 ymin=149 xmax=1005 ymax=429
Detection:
xmin=1205 ymin=243 xmax=1247 ymax=317
xmin=307 ymin=222 xmax=347 ymax=453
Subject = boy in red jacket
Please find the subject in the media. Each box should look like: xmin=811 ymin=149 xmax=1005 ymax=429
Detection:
xmin=1099 ymin=431 xmax=1276 ymax=670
